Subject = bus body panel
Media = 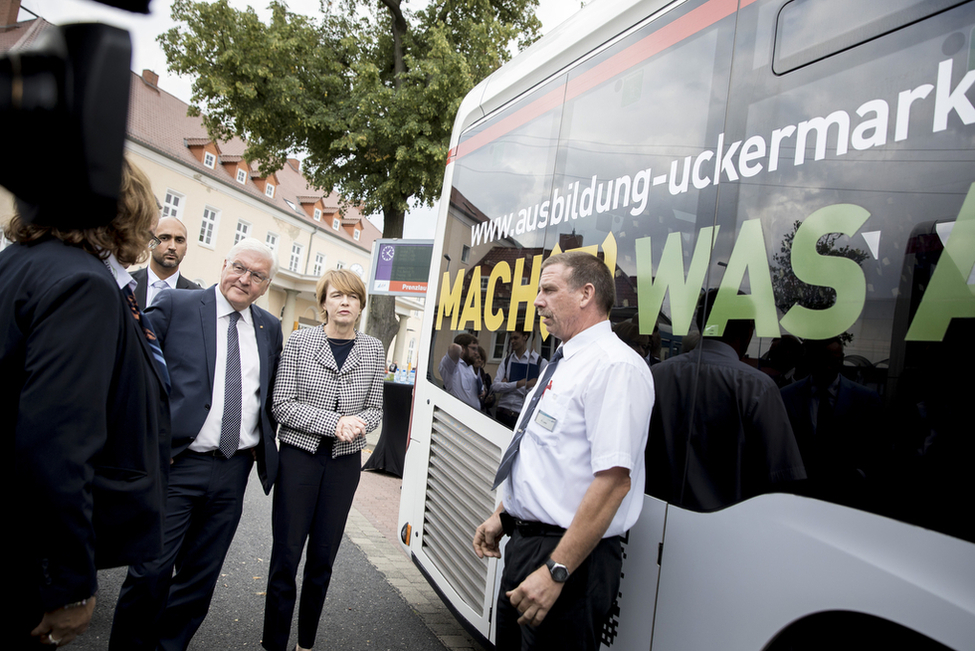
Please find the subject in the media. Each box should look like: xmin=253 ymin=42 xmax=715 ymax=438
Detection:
xmin=655 ymin=495 xmax=975 ymax=650
xmin=399 ymin=0 xmax=975 ymax=647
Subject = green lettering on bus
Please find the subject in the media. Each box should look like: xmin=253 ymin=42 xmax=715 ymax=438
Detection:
xmin=636 ymin=227 xmax=718 ymax=336
xmin=706 ymin=219 xmax=780 ymax=338
xmin=779 ymin=204 xmax=870 ymax=339
xmin=906 ymin=182 xmax=975 ymax=340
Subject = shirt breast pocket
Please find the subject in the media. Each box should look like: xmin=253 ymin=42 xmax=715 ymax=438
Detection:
xmin=526 ymin=388 xmax=568 ymax=448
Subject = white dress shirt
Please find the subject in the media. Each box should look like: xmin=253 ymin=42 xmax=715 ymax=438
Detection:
xmin=190 ymin=289 xmax=262 ymax=453
xmin=146 ymin=266 xmax=182 ymax=306
xmin=502 ymin=320 xmax=654 ymax=537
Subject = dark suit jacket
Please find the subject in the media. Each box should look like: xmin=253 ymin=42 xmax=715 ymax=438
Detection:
xmin=1 ymin=238 xmax=170 ymax=618
xmin=131 ymin=266 xmax=202 ymax=310
xmin=781 ymin=375 xmax=882 ymax=498
xmin=146 ymin=286 xmax=282 ymax=493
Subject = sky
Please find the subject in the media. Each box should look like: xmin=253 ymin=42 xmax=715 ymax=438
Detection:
xmin=21 ymin=0 xmax=585 ymax=237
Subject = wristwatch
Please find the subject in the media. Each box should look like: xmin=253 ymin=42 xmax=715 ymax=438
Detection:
xmin=545 ymin=558 xmax=570 ymax=583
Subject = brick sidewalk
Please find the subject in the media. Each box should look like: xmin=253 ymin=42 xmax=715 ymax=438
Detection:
xmin=351 ymin=453 xmax=487 ymax=651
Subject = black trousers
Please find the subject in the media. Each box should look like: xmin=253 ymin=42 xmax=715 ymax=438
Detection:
xmin=262 ymin=441 xmax=361 ymax=651
xmin=110 ymin=449 xmax=253 ymax=651
xmin=496 ymin=529 xmax=622 ymax=651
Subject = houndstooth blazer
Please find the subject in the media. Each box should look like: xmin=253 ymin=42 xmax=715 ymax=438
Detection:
xmin=273 ymin=326 xmax=386 ymax=457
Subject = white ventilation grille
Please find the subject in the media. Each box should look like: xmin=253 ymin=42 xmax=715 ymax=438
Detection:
xmin=422 ymin=408 xmax=502 ymax=613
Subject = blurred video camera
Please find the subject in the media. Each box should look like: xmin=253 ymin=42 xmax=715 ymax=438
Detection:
xmin=0 ymin=0 xmax=149 ymax=227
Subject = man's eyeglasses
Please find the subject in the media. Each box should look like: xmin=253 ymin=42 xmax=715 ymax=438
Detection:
xmin=148 ymin=236 xmax=161 ymax=250
xmin=228 ymin=261 xmax=270 ymax=284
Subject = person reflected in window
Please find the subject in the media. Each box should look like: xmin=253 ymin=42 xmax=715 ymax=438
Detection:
xmin=760 ymin=335 xmax=802 ymax=388
xmin=438 ymin=333 xmax=481 ymax=410
xmin=492 ymin=328 xmax=548 ymax=428
xmin=780 ymin=337 xmax=882 ymax=505
xmin=473 ymin=346 xmax=495 ymax=414
xmin=646 ymin=289 xmax=806 ymax=509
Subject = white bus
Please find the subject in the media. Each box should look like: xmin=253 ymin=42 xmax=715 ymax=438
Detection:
xmin=397 ymin=0 xmax=975 ymax=648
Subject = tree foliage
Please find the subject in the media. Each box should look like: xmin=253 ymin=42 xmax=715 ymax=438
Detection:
xmin=771 ymin=219 xmax=869 ymax=343
xmin=160 ymin=0 xmax=541 ymax=345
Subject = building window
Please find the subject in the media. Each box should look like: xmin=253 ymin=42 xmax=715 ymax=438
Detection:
xmin=461 ymin=245 xmax=471 ymax=263
xmin=203 ymin=151 xmax=216 ymax=169
xmin=265 ymin=232 xmax=278 ymax=254
xmin=336 ymin=261 xmax=345 ymax=270
xmin=313 ymin=208 xmax=322 ymax=222
xmin=163 ymin=190 xmax=184 ymax=219
xmin=235 ymin=220 xmax=251 ymax=245
xmin=313 ymin=252 xmax=326 ymax=277
xmin=199 ymin=206 xmax=219 ymax=247
xmin=289 ymin=243 xmax=303 ymax=273
xmin=332 ymin=217 xmax=341 ymax=230
xmin=353 ymin=229 xmax=361 ymax=241
xmin=265 ymin=183 xmax=275 ymax=198
xmin=236 ymin=168 xmax=247 ymax=184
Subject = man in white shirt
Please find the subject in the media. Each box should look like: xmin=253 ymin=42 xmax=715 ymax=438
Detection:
xmin=473 ymin=251 xmax=654 ymax=650
xmin=492 ymin=329 xmax=547 ymax=428
xmin=111 ymin=238 xmax=283 ymax=651
xmin=132 ymin=216 xmax=201 ymax=309
xmin=438 ymin=332 xmax=482 ymax=410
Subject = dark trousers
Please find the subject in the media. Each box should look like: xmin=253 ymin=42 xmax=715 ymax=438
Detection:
xmin=110 ymin=450 xmax=253 ymax=651
xmin=496 ymin=530 xmax=622 ymax=651
xmin=262 ymin=442 xmax=361 ymax=651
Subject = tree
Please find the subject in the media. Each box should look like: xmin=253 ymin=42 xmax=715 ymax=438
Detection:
xmin=771 ymin=219 xmax=869 ymax=343
xmin=160 ymin=0 xmax=541 ymax=347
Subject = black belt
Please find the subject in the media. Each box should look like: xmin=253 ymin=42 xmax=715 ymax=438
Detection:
xmin=185 ymin=446 xmax=254 ymax=458
xmin=500 ymin=511 xmax=565 ymax=537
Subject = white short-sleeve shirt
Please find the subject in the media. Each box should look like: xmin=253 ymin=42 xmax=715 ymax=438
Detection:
xmin=502 ymin=320 xmax=654 ymax=537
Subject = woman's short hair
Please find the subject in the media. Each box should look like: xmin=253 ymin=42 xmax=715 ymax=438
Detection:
xmin=4 ymin=158 xmax=158 ymax=267
xmin=316 ymin=269 xmax=367 ymax=324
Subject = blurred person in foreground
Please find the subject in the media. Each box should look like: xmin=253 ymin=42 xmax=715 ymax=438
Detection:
xmin=1 ymin=159 xmax=170 ymax=648
xmin=262 ymin=269 xmax=386 ymax=651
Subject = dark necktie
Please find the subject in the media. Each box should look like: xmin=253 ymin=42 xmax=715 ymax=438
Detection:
xmin=220 ymin=311 xmax=242 ymax=458
xmin=123 ymin=285 xmax=171 ymax=393
xmin=492 ymin=346 xmax=564 ymax=490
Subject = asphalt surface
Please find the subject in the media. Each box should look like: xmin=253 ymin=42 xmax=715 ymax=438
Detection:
xmin=70 ymin=467 xmax=454 ymax=651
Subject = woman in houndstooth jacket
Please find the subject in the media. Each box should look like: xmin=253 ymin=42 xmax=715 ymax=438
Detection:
xmin=262 ymin=269 xmax=386 ymax=651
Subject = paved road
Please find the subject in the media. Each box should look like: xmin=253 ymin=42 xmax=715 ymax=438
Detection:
xmin=69 ymin=461 xmax=483 ymax=650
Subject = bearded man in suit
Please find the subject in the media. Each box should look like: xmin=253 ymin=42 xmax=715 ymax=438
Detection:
xmin=131 ymin=215 xmax=202 ymax=308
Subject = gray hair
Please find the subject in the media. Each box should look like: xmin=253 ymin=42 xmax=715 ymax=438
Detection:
xmin=226 ymin=237 xmax=278 ymax=279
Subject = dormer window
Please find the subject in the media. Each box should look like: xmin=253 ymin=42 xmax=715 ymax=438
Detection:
xmin=265 ymin=183 xmax=275 ymax=198
xmin=203 ymin=152 xmax=216 ymax=169
xmin=332 ymin=218 xmax=340 ymax=230
xmin=236 ymin=168 xmax=247 ymax=184
xmin=353 ymin=229 xmax=361 ymax=241
xmin=313 ymin=208 xmax=322 ymax=222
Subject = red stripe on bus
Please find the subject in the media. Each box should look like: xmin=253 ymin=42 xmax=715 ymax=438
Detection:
xmin=447 ymin=0 xmax=741 ymax=166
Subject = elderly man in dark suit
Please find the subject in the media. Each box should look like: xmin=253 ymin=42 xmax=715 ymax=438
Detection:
xmin=111 ymin=237 xmax=283 ymax=651
xmin=1 ymin=159 xmax=170 ymax=648
xmin=131 ymin=215 xmax=202 ymax=308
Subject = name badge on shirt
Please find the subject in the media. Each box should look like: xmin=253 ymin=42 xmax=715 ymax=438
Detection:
xmin=534 ymin=410 xmax=557 ymax=431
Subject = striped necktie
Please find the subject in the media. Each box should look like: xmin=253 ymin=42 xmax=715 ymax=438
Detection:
xmin=491 ymin=346 xmax=563 ymax=490
xmin=123 ymin=284 xmax=171 ymax=393
xmin=219 ymin=311 xmax=243 ymax=458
